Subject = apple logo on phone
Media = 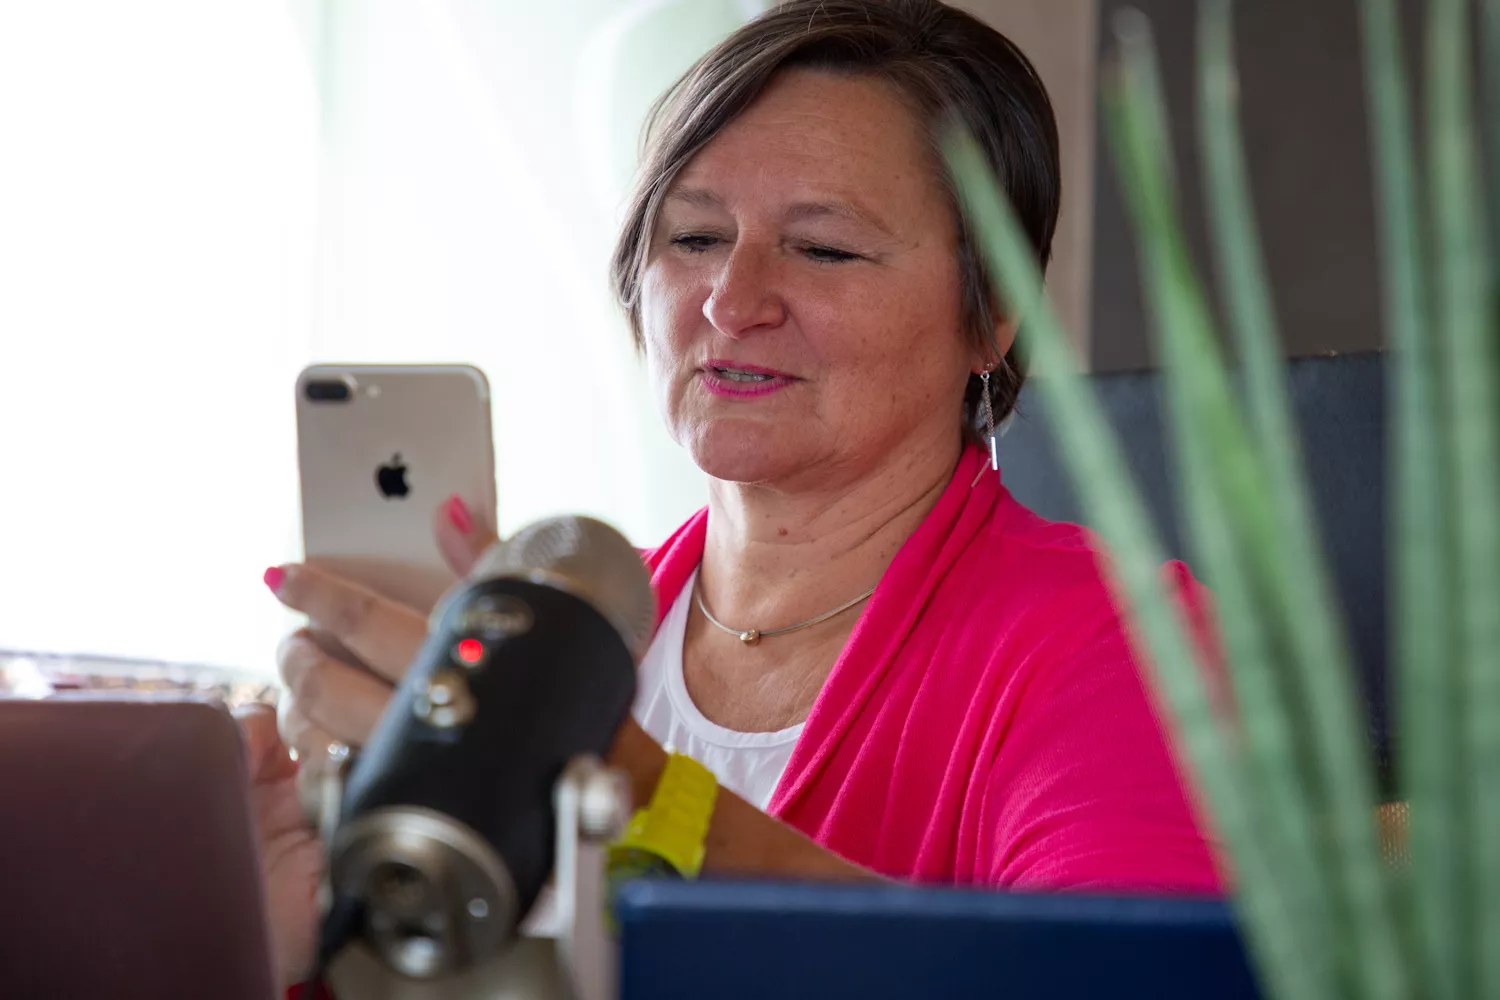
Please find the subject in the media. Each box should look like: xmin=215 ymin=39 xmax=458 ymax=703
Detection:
xmin=376 ymin=454 xmax=410 ymax=499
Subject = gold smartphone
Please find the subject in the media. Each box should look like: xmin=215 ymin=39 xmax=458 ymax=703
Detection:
xmin=295 ymin=363 xmax=497 ymax=614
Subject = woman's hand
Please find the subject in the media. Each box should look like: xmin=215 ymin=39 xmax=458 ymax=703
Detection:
xmin=271 ymin=497 xmax=497 ymax=760
xmin=236 ymin=703 xmax=325 ymax=988
xmin=251 ymin=496 xmax=495 ymax=987
xmin=271 ymin=564 xmax=426 ymax=761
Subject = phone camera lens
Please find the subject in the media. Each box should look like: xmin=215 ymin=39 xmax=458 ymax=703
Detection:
xmin=306 ymin=379 xmax=353 ymax=403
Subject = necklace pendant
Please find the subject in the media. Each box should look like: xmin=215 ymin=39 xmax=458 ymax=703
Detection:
xmin=738 ymin=629 xmax=761 ymax=646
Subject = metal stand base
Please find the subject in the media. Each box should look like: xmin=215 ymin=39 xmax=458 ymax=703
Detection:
xmin=326 ymin=755 xmax=628 ymax=1000
xmin=329 ymin=937 xmax=567 ymax=1000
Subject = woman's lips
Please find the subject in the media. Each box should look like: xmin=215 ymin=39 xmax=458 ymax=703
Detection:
xmin=698 ymin=359 xmax=798 ymax=398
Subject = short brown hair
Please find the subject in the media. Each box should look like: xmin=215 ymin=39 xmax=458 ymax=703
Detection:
xmin=609 ymin=0 xmax=1061 ymax=437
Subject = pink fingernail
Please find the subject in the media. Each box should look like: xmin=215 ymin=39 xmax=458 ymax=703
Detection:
xmin=446 ymin=495 xmax=473 ymax=534
xmin=263 ymin=566 xmax=286 ymax=593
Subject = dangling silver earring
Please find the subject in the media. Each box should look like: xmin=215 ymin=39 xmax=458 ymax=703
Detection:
xmin=979 ymin=365 xmax=998 ymax=471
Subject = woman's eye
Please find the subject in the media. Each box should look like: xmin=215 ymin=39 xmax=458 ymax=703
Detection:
xmin=669 ymin=234 xmax=721 ymax=252
xmin=803 ymin=244 xmax=860 ymax=263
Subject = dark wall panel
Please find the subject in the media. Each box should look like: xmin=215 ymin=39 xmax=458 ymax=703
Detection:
xmin=1089 ymin=0 xmax=1427 ymax=372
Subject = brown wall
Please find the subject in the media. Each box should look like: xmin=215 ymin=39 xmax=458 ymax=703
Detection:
xmin=1087 ymin=0 xmax=1416 ymax=372
xmin=959 ymin=0 xmax=1422 ymax=372
xmin=953 ymin=0 xmax=1099 ymax=362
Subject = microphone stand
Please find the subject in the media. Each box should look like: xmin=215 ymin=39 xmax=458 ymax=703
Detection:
xmin=321 ymin=756 xmax=630 ymax=1000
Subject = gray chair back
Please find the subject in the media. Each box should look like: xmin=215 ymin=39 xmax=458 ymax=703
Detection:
xmin=996 ymin=351 xmax=1392 ymax=795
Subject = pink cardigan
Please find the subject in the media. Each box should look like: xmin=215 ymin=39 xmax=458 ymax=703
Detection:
xmin=641 ymin=444 xmax=1223 ymax=895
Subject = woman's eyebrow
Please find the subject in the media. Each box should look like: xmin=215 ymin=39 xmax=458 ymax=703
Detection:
xmin=783 ymin=199 xmax=897 ymax=239
xmin=666 ymin=187 xmax=897 ymax=239
xmin=665 ymin=187 xmax=725 ymax=211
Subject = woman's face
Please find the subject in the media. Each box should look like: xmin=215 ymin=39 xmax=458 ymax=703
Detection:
xmin=639 ymin=68 xmax=984 ymax=488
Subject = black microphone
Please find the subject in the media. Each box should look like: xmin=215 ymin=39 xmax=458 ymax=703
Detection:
xmin=314 ymin=515 xmax=653 ymax=980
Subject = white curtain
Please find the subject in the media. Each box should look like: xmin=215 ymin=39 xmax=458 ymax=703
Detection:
xmin=0 ymin=0 xmax=764 ymax=677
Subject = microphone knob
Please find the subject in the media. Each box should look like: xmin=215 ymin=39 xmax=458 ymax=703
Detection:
xmin=413 ymin=671 xmax=477 ymax=729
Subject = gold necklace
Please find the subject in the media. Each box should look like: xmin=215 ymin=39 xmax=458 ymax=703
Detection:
xmin=693 ymin=579 xmax=877 ymax=646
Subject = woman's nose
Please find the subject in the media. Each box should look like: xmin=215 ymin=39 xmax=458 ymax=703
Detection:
xmin=702 ymin=245 xmax=787 ymax=338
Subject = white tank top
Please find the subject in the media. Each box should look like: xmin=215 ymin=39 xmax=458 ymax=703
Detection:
xmin=522 ymin=569 xmax=799 ymax=938
xmin=632 ymin=569 xmax=801 ymax=811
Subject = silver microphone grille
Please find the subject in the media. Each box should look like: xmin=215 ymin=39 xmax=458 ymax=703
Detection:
xmin=469 ymin=516 xmax=656 ymax=660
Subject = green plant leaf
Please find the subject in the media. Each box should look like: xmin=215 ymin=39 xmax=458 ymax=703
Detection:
xmin=1486 ymin=0 xmax=1500 ymax=269
xmin=942 ymin=119 xmax=1327 ymax=1000
xmin=1195 ymin=4 xmax=1438 ymax=997
xmin=1109 ymin=11 xmax=1408 ymax=999
xmin=949 ymin=4 xmax=1500 ymax=996
xmin=1357 ymin=0 xmax=1455 ymax=995
xmin=1191 ymin=0 xmax=1345 ymax=982
xmin=1105 ymin=5 xmax=1337 ymax=992
xmin=1429 ymin=0 xmax=1500 ymax=995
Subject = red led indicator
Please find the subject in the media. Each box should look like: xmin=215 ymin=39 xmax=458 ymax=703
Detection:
xmin=456 ymin=638 xmax=485 ymax=665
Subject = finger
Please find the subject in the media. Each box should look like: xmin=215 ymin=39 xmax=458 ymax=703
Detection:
xmin=434 ymin=493 xmax=499 ymax=577
xmin=276 ymin=706 xmax=347 ymax=830
xmin=235 ymin=703 xmax=296 ymax=784
xmin=277 ymin=629 xmax=394 ymax=747
xmin=276 ymin=696 xmax=320 ymax=757
xmin=268 ymin=563 xmax=427 ymax=682
xmin=277 ymin=700 xmax=343 ymax=766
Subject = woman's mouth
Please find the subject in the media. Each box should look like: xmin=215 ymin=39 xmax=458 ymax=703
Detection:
xmin=699 ymin=359 xmax=797 ymax=398
xmin=714 ymin=367 xmax=775 ymax=383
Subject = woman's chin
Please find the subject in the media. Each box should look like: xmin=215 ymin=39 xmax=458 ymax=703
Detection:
xmin=685 ymin=423 xmax=811 ymax=485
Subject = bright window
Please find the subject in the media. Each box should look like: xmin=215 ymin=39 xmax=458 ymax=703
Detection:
xmin=0 ymin=0 xmax=762 ymax=685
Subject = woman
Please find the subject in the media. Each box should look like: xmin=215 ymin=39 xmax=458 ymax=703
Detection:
xmin=246 ymin=0 xmax=1220 ymax=986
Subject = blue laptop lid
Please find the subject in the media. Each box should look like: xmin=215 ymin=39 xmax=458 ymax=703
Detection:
xmin=616 ymin=879 xmax=1260 ymax=1000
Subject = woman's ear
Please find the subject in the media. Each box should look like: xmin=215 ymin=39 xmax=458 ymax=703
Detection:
xmin=973 ymin=318 xmax=1018 ymax=373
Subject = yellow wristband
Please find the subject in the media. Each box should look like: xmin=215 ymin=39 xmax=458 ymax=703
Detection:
xmin=609 ymin=752 xmax=718 ymax=879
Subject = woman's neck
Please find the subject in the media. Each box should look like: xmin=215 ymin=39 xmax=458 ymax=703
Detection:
xmin=698 ymin=435 xmax=963 ymax=630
